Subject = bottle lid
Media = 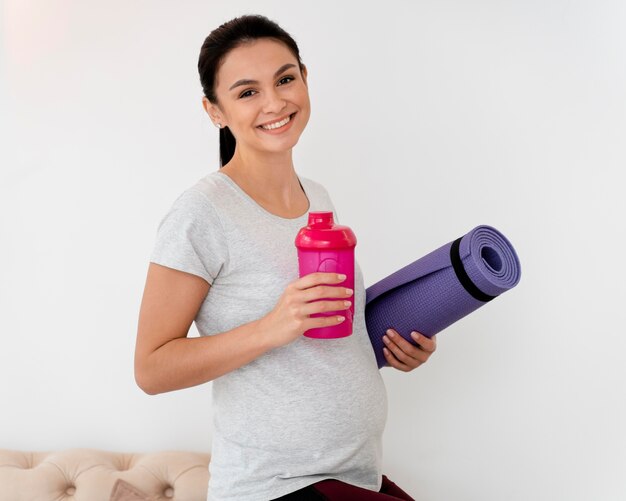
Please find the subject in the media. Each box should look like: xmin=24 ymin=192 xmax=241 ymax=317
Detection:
xmin=295 ymin=211 xmax=357 ymax=250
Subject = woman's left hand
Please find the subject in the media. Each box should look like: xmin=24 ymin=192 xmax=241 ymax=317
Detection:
xmin=382 ymin=329 xmax=437 ymax=372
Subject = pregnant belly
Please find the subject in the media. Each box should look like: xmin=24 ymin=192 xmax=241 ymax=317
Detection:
xmin=213 ymin=352 xmax=387 ymax=455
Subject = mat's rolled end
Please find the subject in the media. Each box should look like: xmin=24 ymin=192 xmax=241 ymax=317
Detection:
xmin=462 ymin=225 xmax=521 ymax=298
xmin=366 ymin=224 xmax=522 ymax=369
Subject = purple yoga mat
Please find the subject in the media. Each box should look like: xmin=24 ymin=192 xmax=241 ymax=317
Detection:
xmin=365 ymin=225 xmax=521 ymax=368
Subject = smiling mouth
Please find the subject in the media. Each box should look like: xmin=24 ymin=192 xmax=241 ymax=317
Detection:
xmin=257 ymin=113 xmax=296 ymax=130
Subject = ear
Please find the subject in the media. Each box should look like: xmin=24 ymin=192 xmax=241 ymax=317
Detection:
xmin=202 ymin=96 xmax=224 ymax=127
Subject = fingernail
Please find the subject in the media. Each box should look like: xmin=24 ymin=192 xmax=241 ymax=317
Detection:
xmin=386 ymin=329 xmax=394 ymax=337
xmin=383 ymin=335 xmax=390 ymax=344
xmin=345 ymin=288 xmax=353 ymax=296
xmin=337 ymin=274 xmax=347 ymax=280
xmin=411 ymin=331 xmax=420 ymax=339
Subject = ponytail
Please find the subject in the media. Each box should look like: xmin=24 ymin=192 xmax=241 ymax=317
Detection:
xmin=218 ymin=127 xmax=236 ymax=167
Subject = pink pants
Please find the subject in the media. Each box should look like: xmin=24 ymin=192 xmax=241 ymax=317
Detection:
xmin=272 ymin=475 xmax=415 ymax=500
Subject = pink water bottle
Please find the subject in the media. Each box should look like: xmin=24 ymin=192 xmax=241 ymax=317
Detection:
xmin=295 ymin=211 xmax=357 ymax=339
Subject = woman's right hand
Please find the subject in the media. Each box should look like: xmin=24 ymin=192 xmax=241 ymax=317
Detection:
xmin=259 ymin=272 xmax=354 ymax=349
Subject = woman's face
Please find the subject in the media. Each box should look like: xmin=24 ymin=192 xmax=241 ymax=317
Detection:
xmin=205 ymin=38 xmax=311 ymax=156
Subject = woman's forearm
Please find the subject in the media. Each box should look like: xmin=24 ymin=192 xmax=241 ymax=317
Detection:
xmin=135 ymin=317 xmax=273 ymax=395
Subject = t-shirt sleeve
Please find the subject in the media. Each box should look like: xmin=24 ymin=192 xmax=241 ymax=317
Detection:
xmin=149 ymin=189 xmax=228 ymax=284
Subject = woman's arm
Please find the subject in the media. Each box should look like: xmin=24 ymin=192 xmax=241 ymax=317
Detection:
xmin=134 ymin=263 xmax=274 ymax=395
xmin=134 ymin=263 xmax=352 ymax=394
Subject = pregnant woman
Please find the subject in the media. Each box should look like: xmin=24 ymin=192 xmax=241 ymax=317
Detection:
xmin=134 ymin=14 xmax=437 ymax=501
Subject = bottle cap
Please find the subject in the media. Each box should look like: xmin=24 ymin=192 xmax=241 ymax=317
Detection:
xmin=295 ymin=211 xmax=357 ymax=250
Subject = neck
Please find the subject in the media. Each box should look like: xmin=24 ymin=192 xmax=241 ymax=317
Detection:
xmin=221 ymin=146 xmax=302 ymax=207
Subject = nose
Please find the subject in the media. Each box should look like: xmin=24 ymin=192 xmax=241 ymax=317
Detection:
xmin=262 ymin=87 xmax=287 ymax=115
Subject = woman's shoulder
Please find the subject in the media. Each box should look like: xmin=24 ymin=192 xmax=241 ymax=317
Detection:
xmin=189 ymin=170 xmax=227 ymax=201
xmin=297 ymin=174 xmax=332 ymax=199
xmin=156 ymin=173 xmax=229 ymax=228
xmin=297 ymin=174 xmax=341 ymax=221
xmin=167 ymin=171 xmax=232 ymax=211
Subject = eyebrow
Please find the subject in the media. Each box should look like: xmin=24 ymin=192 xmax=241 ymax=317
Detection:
xmin=228 ymin=63 xmax=297 ymax=91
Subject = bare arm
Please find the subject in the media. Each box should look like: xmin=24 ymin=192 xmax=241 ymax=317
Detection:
xmin=134 ymin=263 xmax=274 ymax=394
xmin=134 ymin=263 xmax=352 ymax=395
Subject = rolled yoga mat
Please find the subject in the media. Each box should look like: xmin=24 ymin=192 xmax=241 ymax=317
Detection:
xmin=365 ymin=224 xmax=521 ymax=368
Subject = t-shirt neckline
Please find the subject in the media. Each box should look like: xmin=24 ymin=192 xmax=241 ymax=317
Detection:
xmin=214 ymin=170 xmax=311 ymax=223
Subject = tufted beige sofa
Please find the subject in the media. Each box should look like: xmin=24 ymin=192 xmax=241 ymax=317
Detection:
xmin=0 ymin=448 xmax=210 ymax=501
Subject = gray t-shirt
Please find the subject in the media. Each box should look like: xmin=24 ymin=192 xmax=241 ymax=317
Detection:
xmin=150 ymin=170 xmax=388 ymax=501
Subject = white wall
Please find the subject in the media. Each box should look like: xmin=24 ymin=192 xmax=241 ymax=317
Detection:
xmin=2 ymin=1 xmax=625 ymax=500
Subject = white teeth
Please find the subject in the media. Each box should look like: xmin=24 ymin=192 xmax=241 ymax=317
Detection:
xmin=260 ymin=115 xmax=291 ymax=130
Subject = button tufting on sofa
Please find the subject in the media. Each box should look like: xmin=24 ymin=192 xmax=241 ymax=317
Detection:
xmin=0 ymin=448 xmax=210 ymax=500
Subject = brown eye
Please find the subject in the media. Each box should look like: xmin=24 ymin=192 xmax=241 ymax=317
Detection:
xmin=239 ymin=89 xmax=256 ymax=99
